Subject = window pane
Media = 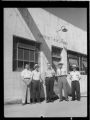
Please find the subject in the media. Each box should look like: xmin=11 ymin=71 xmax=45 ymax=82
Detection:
xmin=69 ymin=58 xmax=79 ymax=71
xmin=18 ymin=43 xmax=36 ymax=50
xmin=82 ymin=60 xmax=87 ymax=74
xmin=83 ymin=61 xmax=87 ymax=68
xmin=35 ymin=52 xmax=38 ymax=63
xmin=13 ymin=48 xmax=17 ymax=60
xmin=13 ymin=60 xmax=17 ymax=71
xmin=30 ymin=62 xmax=34 ymax=71
xmin=52 ymin=47 xmax=62 ymax=58
xmin=18 ymin=48 xmax=23 ymax=60
xmin=24 ymin=49 xmax=29 ymax=61
xmin=30 ymin=50 xmax=34 ymax=62
xmin=18 ymin=61 xmax=23 ymax=70
xmin=69 ymin=58 xmax=78 ymax=66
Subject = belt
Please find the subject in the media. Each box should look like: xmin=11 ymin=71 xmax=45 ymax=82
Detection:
xmin=33 ymin=79 xmax=40 ymax=81
xmin=46 ymin=77 xmax=53 ymax=78
xmin=57 ymin=75 xmax=67 ymax=77
xmin=72 ymin=80 xmax=79 ymax=82
xmin=24 ymin=78 xmax=30 ymax=79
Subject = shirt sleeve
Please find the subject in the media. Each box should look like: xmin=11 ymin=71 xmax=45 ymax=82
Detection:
xmin=69 ymin=72 xmax=72 ymax=80
xmin=45 ymin=71 xmax=47 ymax=77
xmin=56 ymin=69 xmax=59 ymax=76
xmin=77 ymin=72 xmax=81 ymax=80
xmin=31 ymin=71 xmax=33 ymax=79
xmin=52 ymin=69 xmax=55 ymax=75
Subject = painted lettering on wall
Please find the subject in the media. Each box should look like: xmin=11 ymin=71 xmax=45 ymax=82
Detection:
xmin=38 ymin=33 xmax=67 ymax=46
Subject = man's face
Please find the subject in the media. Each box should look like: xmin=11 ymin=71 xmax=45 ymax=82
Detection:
xmin=36 ymin=67 xmax=39 ymax=71
xmin=73 ymin=67 xmax=76 ymax=71
xmin=59 ymin=64 xmax=63 ymax=69
xmin=48 ymin=64 xmax=51 ymax=69
xmin=25 ymin=64 xmax=29 ymax=70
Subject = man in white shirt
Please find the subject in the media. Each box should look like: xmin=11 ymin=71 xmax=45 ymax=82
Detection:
xmin=31 ymin=64 xmax=42 ymax=103
xmin=69 ymin=64 xmax=81 ymax=101
xmin=57 ymin=62 xmax=68 ymax=102
xmin=21 ymin=64 xmax=32 ymax=105
xmin=45 ymin=63 xmax=55 ymax=103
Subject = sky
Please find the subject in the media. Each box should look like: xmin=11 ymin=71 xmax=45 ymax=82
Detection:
xmin=44 ymin=8 xmax=87 ymax=31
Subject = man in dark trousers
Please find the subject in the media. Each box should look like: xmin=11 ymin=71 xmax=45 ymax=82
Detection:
xmin=31 ymin=64 xmax=42 ymax=103
xmin=57 ymin=62 xmax=68 ymax=102
xmin=45 ymin=63 xmax=55 ymax=103
xmin=70 ymin=64 xmax=81 ymax=101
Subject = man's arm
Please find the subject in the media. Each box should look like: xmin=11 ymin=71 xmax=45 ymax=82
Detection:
xmin=69 ymin=72 xmax=72 ymax=80
xmin=78 ymin=72 xmax=81 ymax=80
xmin=52 ymin=69 xmax=56 ymax=76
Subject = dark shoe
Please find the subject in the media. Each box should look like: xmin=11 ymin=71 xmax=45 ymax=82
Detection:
xmin=77 ymin=99 xmax=80 ymax=101
xmin=65 ymin=99 xmax=69 ymax=101
xmin=22 ymin=103 xmax=26 ymax=105
xmin=71 ymin=99 xmax=75 ymax=101
xmin=59 ymin=99 xmax=63 ymax=102
xmin=37 ymin=101 xmax=41 ymax=103
xmin=46 ymin=100 xmax=50 ymax=103
xmin=50 ymin=99 xmax=54 ymax=102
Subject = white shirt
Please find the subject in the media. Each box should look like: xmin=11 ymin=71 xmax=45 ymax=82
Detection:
xmin=32 ymin=70 xmax=41 ymax=81
xmin=57 ymin=68 xmax=66 ymax=76
xmin=69 ymin=71 xmax=81 ymax=81
xmin=45 ymin=68 xmax=55 ymax=77
xmin=21 ymin=69 xmax=32 ymax=79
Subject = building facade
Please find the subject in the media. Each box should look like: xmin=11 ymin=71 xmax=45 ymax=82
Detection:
xmin=4 ymin=8 xmax=87 ymax=102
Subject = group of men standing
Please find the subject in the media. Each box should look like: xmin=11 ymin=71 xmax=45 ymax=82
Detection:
xmin=21 ymin=62 xmax=81 ymax=105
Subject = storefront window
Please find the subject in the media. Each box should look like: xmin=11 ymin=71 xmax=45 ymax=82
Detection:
xmin=13 ymin=36 xmax=40 ymax=71
xmin=68 ymin=58 xmax=79 ymax=71
xmin=82 ymin=57 xmax=87 ymax=75
xmin=67 ymin=51 xmax=87 ymax=75
xmin=52 ymin=46 xmax=62 ymax=71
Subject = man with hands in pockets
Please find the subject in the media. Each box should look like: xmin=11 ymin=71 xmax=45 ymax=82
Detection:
xmin=21 ymin=64 xmax=32 ymax=105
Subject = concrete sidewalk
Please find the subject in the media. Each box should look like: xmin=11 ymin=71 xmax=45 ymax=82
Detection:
xmin=4 ymin=97 xmax=87 ymax=117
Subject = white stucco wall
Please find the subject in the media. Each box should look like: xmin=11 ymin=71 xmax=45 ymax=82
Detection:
xmin=28 ymin=8 xmax=87 ymax=54
xmin=4 ymin=8 xmax=37 ymax=102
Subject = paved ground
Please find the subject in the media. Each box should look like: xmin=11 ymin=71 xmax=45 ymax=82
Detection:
xmin=4 ymin=97 xmax=87 ymax=117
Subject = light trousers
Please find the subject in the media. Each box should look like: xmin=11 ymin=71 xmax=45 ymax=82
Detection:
xmin=21 ymin=80 xmax=31 ymax=104
xmin=58 ymin=76 xmax=68 ymax=100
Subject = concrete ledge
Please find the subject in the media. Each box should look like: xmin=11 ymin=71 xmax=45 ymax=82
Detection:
xmin=4 ymin=98 xmax=45 ymax=105
xmin=4 ymin=99 xmax=22 ymax=105
xmin=4 ymin=96 xmax=87 ymax=105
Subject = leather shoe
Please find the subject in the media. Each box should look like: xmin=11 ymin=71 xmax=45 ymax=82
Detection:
xmin=65 ymin=99 xmax=69 ymax=101
xmin=22 ymin=103 xmax=26 ymax=105
xmin=59 ymin=99 xmax=63 ymax=102
xmin=71 ymin=99 xmax=75 ymax=101
xmin=46 ymin=100 xmax=50 ymax=103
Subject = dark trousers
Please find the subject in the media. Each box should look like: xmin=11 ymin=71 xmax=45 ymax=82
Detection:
xmin=32 ymin=80 xmax=40 ymax=102
xmin=58 ymin=76 xmax=68 ymax=100
xmin=71 ymin=81 xmax=80 ymax=100
xmin=45 ymin=77 xmax=54 ymax=101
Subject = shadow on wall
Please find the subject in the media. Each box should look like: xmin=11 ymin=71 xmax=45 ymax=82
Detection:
xmin=18 ymin=8 xmax=51 ymax=64
xmin=18 ymin=8 xmax=53 ymax=100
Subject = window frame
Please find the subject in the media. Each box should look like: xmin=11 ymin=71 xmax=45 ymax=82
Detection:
xmin=67 ymin=50 xmax=87 ymax=75
xmin=13 ymin=35 xmax=41 ymax=71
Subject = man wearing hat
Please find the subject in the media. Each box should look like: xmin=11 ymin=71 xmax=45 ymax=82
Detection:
xmin=21 ymin=64 xmax=32 ymax=105
xmin=57 ymin=61 xmax=68 ymax=102
xmin=31 ymin=64 xmax=42 ymax=103
xmin=45 ymin=63 xmax=55 ymax=103
xmin=69 ymin=64 xmax=81 ymax=101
